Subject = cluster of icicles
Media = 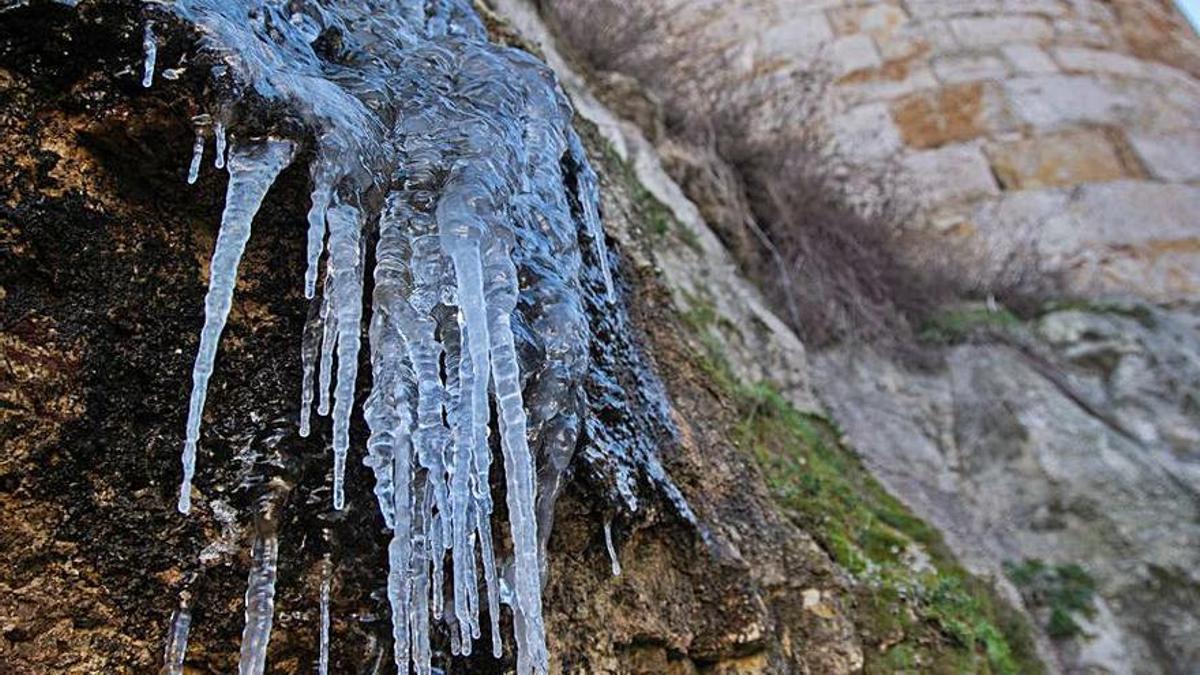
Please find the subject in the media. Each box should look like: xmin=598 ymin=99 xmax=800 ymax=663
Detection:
xmin=144 ymin=1 xmax=616 ymax=673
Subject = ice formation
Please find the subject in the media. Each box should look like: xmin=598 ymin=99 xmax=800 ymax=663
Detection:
xmin=155 ymin=0 xmax=619 ymax=672
xmin=140 ymin=21 xmax=155 ymax=88
xmin=161 ymin=599 xmax=191 ymax=675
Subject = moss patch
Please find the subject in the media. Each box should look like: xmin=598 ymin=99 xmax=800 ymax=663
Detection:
xmin=1005 ymin=559 xmax=1097 ymax=640
xmin=918 ymin=306 xmax=1020 ymax=345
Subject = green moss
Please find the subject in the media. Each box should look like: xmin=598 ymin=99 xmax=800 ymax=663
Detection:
xmin=1004 ymin=559 xmax=1097 ymax=640
xmin=715 ymin=365 xmax=1042 ymax=674
xmin=918 ymin=306 xmax=1020 ymax=345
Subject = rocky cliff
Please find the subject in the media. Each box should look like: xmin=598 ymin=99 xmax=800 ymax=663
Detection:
xmin=0 ymin=1 xmax=1046 ymax=673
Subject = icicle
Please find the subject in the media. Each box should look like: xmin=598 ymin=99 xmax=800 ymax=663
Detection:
xmin=327 ymin=204 xmax=364 ymax=511
xmin=304 ymin=162 xmax=334 ymax=299
xmin=161 ymin=598 xmax=191 ymax=675
xmin=604 ymin=519 xmax=621 ymax=577
xmin=239 ymin=530 xmax=279 ymax=675
xmin=318 ymin=565 xmax=331 ymax=675
xmin=178 ymin=139 xmax=295 ymax=514
xmin=386 ymin=412 xmax=414 ymax=672
xmin=317 ymin=278 xmax=336 ymax=418
xmin=214 ymin=122 xmax=227 ymax=170
xmin=412 ymin=482 xmax=435 ymax=675
xmin=481 ymin=238 xmax=549 ymax=674
xmin=568 ymin=132 xmax=614 ymax=300
xmin=141 ymin=22 xmax=156 ymax=88
xmin=298 ymin=299 xmax=322 ymax=438
xmin=187 ymin=129 xmax=205 ymax=185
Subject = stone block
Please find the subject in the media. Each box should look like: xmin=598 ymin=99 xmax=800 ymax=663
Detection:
xmin=830 ymin=102 xmax=904 ymax=160
xmin=826 ymin=33 xmax=882 ymax=76
xmin=837 ymin=60 xmax=939 ymax=104
xmin=1005 ymin=74 xmax=1134 ymax=130
xmin=1053 ymin=46 xmax=1151 ymax=78
xmin=1128 ymin=131 xmax=1200 ymax=182
xmin=948 ymin=15 xmax=1054 ymax=47
xmin=932 ymin=52 xmax=1011 ymax=84
xmin=757 ymin=11 xmax=835 ymax=59
xmin=986 ymin=129 xmax=1131 ymax=190
xmin=890 ymin=82 xmax=990 ymax=149
xmin=1001 ymin=44 xmax=1058 ymax=74
xmin=903 ymin=143 xmax=1001 ymax=206
xmin=827 ymin=3 xmax=909 ymax=41
xmin=903 ymin=0 xmax=1003 ymax=20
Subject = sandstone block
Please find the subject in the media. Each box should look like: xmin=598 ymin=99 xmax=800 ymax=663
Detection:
xmin=986 ymin=129 xmax=1131 ymax=190
xmin=891 ymin=82 xmax=990 ymax=149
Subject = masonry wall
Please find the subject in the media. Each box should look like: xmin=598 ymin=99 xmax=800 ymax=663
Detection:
xmin=673 ymin=0 xmax=1200 ymax=301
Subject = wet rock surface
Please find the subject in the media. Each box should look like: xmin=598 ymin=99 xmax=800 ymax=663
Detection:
xmin=0 ymin=2 xmax=864 ymax=672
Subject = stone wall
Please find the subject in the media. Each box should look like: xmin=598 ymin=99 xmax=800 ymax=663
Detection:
xmin=668 ymin=0 xmax=1200 ymax=302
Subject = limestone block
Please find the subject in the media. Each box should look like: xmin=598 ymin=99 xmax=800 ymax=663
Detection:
xmin=829 ymin=102 xmax=905 ymax=160
xmin=1128 ymin=131 xmax=1200 ymax=182
xmin=757 ymin=10 xmax=834 ymax=60
xmin=948 ymin=15 xmax=1054 ymax=47
xmin=1005 ymin=74 xmax=1135 ymax=130
xmin=1001 ymin=44 xmax=1059 ymax=74
xmin=1054 ymin=46 xmax=1153 ymax=78
xmin=837 ymin=61 xmax=939 ymax=104
xmin=904 ymin=143 xmax=1001 ymax=205
xmin=903 ymin=0 xmax=1004 ymax=20
xmin=826 ymin=33 xmax=882 ymax=76
xmin=932 ymin=51 xmax=1011 ymax=84
xmin=827 ymin=3 xmax=909 ymax=41
xmin=986 ymin=129 xmax=1131 ymax=189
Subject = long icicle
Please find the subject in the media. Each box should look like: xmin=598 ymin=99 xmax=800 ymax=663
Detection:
xmin=327 ymin=205 xmax=364 ymax=511
xmin=178 ymin=139 xmax=295 ymax=514
xmin=483 ymin=236 xmax=548 ymax=674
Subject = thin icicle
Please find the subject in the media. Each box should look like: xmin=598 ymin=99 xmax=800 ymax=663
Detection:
xmin=187 ymin=129 xmax=205 ymax=184
xmin=178 ymin=139 xmax=295 ymax=514
xmin=604 ymin=520 xmax=621 ymax=577
xmin=214 ymin=122 xmax=227 ymax=170
xmin=568 ymin=132 xmax=614 ymax=300
xmin=161 ymin=599 xmax=191 ymax=675
xmin=141 ymin=22 xmax=156 ymax=88
xmin=319 ymin=565 xmax=331 ymax=675
xmin=317 ymin=278 xmax=336 ymax=418
xmin=327 ymin=204 xmax=364 ymax=511
xmin=298 ymin=299 xmax=322 ymax=437
xmin=239 ymin=530 xmax=279 ymax=675
xmin=303 ymin=164 xmax=334 ymax=299
xmin=482 ymin=239 xmax=549 ymax=674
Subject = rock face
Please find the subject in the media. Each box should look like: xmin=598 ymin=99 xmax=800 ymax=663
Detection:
xmin=659 ymin=0 xmax=1200 ymax=301
xmin=811 ymin=305 xmax=1200 ymax=673
xmin=0 ymin=1 xmax=871 ymax=672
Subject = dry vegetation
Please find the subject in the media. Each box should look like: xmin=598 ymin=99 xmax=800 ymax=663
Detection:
xmin=538 ymin=0 xmax=1058 ymax=347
